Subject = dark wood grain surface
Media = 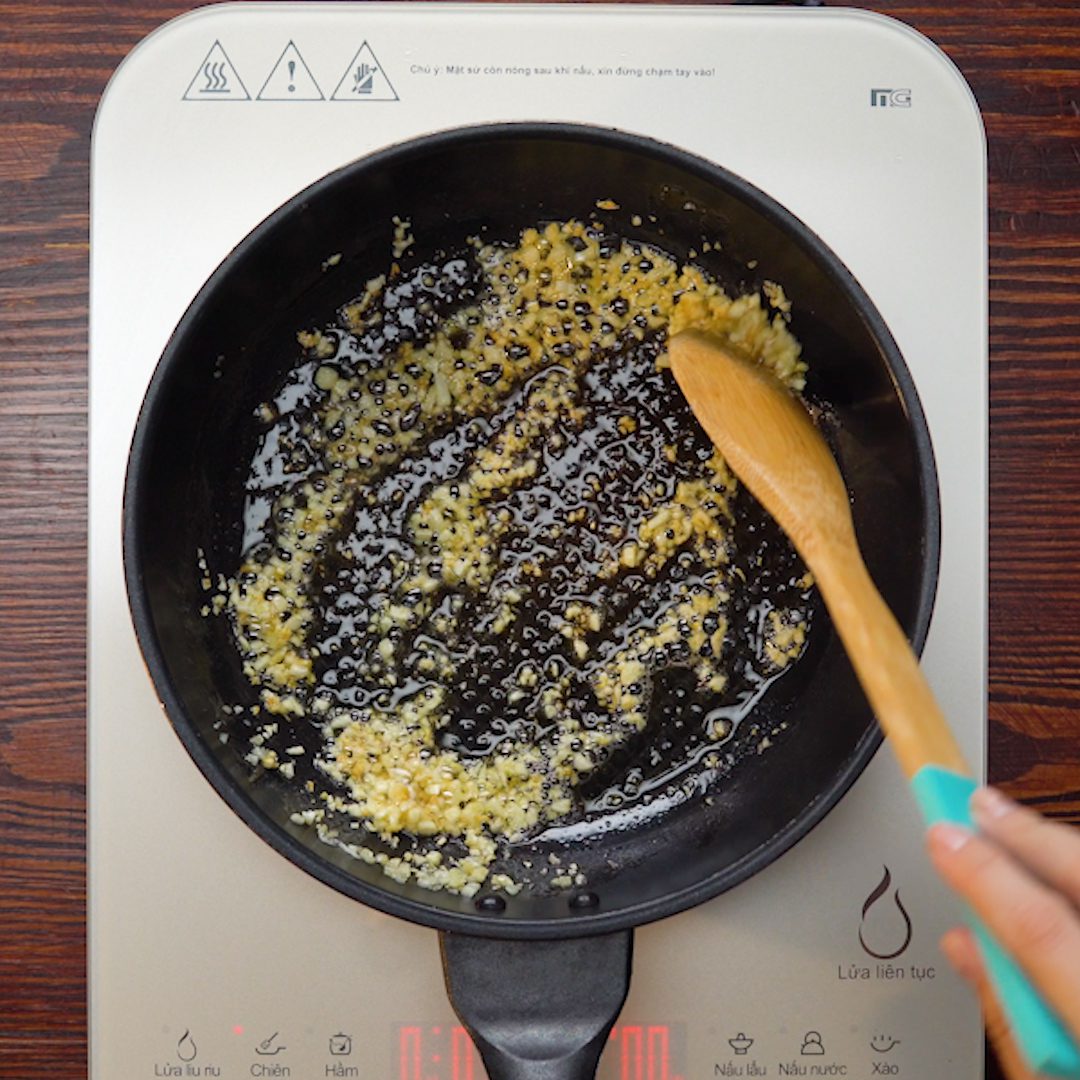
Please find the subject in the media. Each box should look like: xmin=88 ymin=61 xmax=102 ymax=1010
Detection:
xmin=1 ymin=1 xmax=1078 ymax=1077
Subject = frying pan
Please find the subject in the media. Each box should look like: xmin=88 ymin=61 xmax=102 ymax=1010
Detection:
xmin=123 ymin=124 xmax=939 ymax=1080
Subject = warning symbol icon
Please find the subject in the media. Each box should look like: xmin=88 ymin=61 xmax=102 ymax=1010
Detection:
xmin=257 ymin=42 xmax=324 ymax=101
xmin=331 ymin=43 xmax=399 ymax=102
xmin=183 ymin=41 xmax=250 ymax=101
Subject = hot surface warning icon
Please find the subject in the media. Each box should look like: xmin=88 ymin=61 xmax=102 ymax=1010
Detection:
xmin=183 ymin=41 xmax=250 ymax=101
xmin=331 ymin=43 xmax=399 ymax=101
xmin=257 ymin=42 xmax=324 ymax=101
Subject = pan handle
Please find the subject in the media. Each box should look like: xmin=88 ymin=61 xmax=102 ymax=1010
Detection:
xmin=440 ymin=929 xmax=633 ymax=1080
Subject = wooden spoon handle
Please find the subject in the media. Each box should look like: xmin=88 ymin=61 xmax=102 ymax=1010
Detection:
xmin=810 ymin=538 xmax=968 ymax=780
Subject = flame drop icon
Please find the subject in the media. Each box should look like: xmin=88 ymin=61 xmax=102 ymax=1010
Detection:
xmin=177 ymin=1029 xmax=197 ymax=1062
xmin=858 ymin=865 xmax=912 ymax=959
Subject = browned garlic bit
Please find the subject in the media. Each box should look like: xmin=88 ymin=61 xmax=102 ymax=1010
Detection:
xmin=222 ymin=218 xmax=813 ymax=896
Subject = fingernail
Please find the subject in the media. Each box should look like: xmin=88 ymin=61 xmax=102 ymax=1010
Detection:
xmin=971 ymin=786 xmax=1017 ymax=824
xmin=928 ymin=822 xmax=973 ymax=854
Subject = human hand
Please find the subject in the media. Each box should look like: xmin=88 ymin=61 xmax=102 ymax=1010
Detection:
xmin=927 ymin=786 xmax=1080 ymax=1079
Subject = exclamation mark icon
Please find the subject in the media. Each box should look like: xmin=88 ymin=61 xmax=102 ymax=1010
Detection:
xmin=256 ymin=43 xmax=322 ymax=101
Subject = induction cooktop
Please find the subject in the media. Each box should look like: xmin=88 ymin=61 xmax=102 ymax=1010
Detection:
xmin=89 ymin=6 xmax=988 ymax=1078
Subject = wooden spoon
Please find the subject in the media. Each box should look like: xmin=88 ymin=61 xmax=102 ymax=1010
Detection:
xmin=668 ymin=327 xmax=964 ymax=781
xmin=668 ymin=328 xmax=1080 ymax=1080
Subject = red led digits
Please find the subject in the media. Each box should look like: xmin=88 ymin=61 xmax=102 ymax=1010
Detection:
xmin=401 ymin=1022 xmax=680 ymax=1080
xmin=451 ymin=1026 xmax=475 ymax=1080
xmin=608 ymin=1024 xmax=680 ymax=1080
xmin=400 ymin=1026 xmax=421 ymax=1080
xmin=399 ymin=1025 xmax=479 ymax=1080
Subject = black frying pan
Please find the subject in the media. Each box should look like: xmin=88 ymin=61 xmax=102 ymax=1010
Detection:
xmin=123 ymin=124 xmax=938 ymax=1080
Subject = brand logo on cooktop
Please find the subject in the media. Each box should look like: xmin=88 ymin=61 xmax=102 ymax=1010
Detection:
xmin=870 ymin=88 xmax=913 ymax=108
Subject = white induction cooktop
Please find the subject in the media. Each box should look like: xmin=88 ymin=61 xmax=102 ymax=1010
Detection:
xmin=89 ymin=5 xmax=987 ymax=1079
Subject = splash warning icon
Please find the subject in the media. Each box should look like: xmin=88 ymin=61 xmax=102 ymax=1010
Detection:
xmin=257 ymin=41 xmax=324 ymax=101
xmin=183 ymin=41 xmax=250 ymax=101
xmin=331 ymin=43 xmax=399 ymax=102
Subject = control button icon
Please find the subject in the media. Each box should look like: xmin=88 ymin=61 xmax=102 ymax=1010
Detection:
xmin=177 ymin=1029 xmax=198 ymax=1062
xmin=859 ymin=865 xmax=913 ymax=960
xmin=800 ymin=1031 xmax=825 ymax=1056
xmin=728 ymin=1033 xmax=754 ymax=1055
xmin=871 ymin=1035 xmax=901 ymax=1054
xmin=330 ymin=1032 xmax=353 ymax=1056
xmin=255 ymin=1032 xmax=287 ymax=1056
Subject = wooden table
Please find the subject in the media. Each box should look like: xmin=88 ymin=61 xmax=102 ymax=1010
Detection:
xmin=1 ymin=2 xmax=1077 ymax=1077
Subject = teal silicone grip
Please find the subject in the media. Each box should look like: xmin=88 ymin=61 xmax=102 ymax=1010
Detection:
xmin=911 ymin=765 xmax=1080 ymax=1078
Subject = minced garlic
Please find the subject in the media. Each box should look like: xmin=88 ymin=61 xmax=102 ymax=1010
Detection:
xmin=221 ymin=217 xmax=812 ymax=896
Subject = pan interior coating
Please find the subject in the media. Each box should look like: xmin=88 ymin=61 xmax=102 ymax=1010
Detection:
xmin=125 ymin=125 xmax=936 ymax=935
xmin=216 ymin=217 xmax=817 ymax=897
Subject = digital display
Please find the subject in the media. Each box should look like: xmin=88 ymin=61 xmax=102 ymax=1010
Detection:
xmin=608 ymin=1024 xmax=684 ymax=1080
xmin=399 ymin=1024 xmax=684 ymax=1080
xmin=400 ymin=1026 xmax=477 ymax=1080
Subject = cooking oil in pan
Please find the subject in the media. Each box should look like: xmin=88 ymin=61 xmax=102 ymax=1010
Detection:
xmin=225 ymin=220 xmax=815 ymax=895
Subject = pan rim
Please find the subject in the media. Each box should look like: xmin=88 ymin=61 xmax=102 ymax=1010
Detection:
xmin=123 ymin=120 xmax=941 ymax=940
